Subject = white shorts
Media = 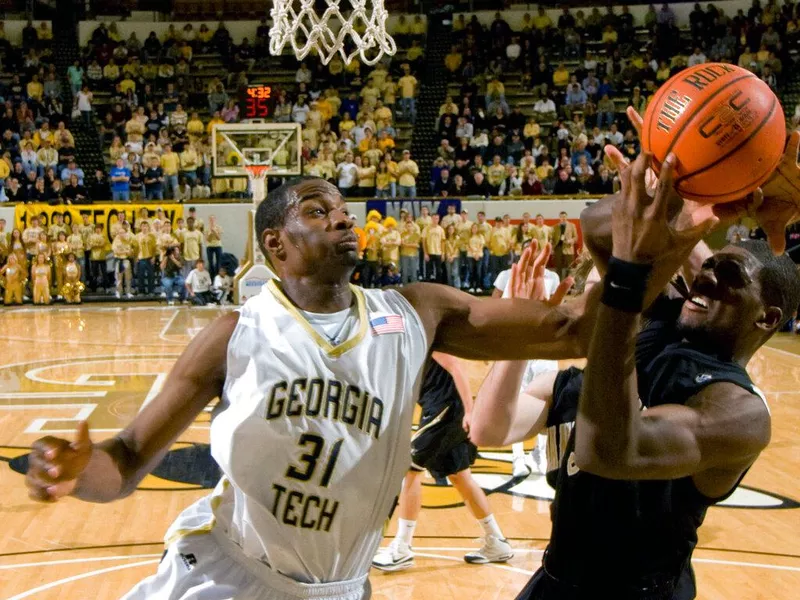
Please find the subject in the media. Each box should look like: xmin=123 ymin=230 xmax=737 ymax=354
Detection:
xmin=122 ymin=528 xmax=371 ymax=600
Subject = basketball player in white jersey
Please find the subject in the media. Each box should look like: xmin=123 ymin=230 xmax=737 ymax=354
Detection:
xmin=25 ymin=178 xmax=597 ymax=600
xmin=492 ymin=242 xmax=565 ymax=478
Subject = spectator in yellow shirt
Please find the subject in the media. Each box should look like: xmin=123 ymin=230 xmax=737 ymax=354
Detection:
xmin=536 ymin=158 xmax=554 ymax=182
xmin=397 ymin=67 xmax=418 ymax=123
xmin=119 ymin=74 xmax=136 ymax=94
xmin=179 ymin=144 xmax=199 ymax=185
xmin=488 ymin=216 xmax=512 ymax=278
xmin=382 ymin=76 xmax=397 ymax=108
xmin=410 ymin=15 xmax=426 ymax=37
xmin=602 ymin=24 xmax=618 ymax=45
xmin=377 ymin=130 xmax=395 ymax=153
xmin=552 ymin=63 xmax=570 ymax=89
xmin=355 ymin=156 xmax=376 ymax=197
xmin=444 ymin=46 xmax=463 ymax=78
xmin=466 ymin=223 xmax=487 ymax=293
xmin=533 ymin=7 xmax=553 ymax=30
xmin=379 ymin=217 xmax=401 ymax=267
xmin=373 ymin=100 xmax=392 ymax=127
xmin=375 ymin=160 xmax=392 ymax=198
xmin=399 ymin=213 xmax=421 ymax=283
xmin=360 ymin=82 xmax=380 ymax=110
xmin=487 ymin=156 xmax=508 ymax=194
xmin=340 ymin=112 xmax=356 ymax=135
xmin=394 ymin=15 xmax=410 ymax=38
xmin=187 ymin=112 xmax=205 ymax=144
xmin=396 ymin=149 xmax=419 ymax=197
xmin=160 ymin=143 xmax=180 ymax=199
xmin=407 ymin=40 xmax=424 ymax=71
xmin=103 ymin=59 xmax=120 ymax=86
xmin=423 ymin=213 xmax=445 ymax=282
xmin=27 ymin=75 xmax=43 ymax=102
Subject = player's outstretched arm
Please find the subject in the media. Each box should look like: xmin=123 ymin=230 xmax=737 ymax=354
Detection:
xmin=470 ymin=244 xmax=564 ymax=446
xmin=574 ymin=152 xmax=768 ymax=486
xmin=26 ymin=312 xmax=238 ymax=503
xmin=400 ymin=245 xmax=586 ymax=361
xmin=470 ymin=365 xmax=556 ymax=447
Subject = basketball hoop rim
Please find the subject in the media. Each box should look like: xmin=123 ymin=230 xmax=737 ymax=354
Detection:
xmin=245 ymin=164 xmax=271 ymax=179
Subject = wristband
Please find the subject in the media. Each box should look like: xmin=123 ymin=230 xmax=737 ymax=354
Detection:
xmin=601 ymin=257 xmax=653 ymax=313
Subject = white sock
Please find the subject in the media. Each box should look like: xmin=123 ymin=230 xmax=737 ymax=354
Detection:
xmin=479 ymin=514 xmax=504 ymax=540
xmin=512 ymin=442 xmax=526 ymax=460
xmin=396 ymin=518 xmax=416 ymax=546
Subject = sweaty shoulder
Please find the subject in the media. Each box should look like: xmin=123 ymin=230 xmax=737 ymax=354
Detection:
xmin=689 ymin=381 xmax=771 ymax=499
xmin=201 ymin=311 xmax=239 ymax=373
xmin=397 ymin=282 xmax=471 ymax=346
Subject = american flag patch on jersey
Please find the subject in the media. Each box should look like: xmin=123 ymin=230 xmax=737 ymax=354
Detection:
xmin=369 ymin=313 xmax=405 ymax=335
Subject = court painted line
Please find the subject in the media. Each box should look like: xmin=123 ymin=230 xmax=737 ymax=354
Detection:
xmin=33 ymin=425 xmax=210 ymax=434
xmin=413 ymin=552 xmax=534 ymax=576
xmin=410 ymin=548 xmax=800 ymax=573
xmin=158 ymin=309 xmax=182 ymax=341
xmin=693 ymin=558 xmax=800 ymax=572
xmin=0 ymin=354 xmax=180 ymax=372
xmin=0 ymin=333 xmax=185 ymax=347
xmin=412 ymin=547 xmax=543 ymax=553
xmin=0 ymin=392 xmax=107 ymax=399
xmin=24 ymin=356 xmax=181 ymax=385
xmin=763 ymin=345 xmax=800 ymax=360
xmin=0 ymin=553 xmax=162 ymax=569
xmin=5 ymin=559 xmax=159 ymax=600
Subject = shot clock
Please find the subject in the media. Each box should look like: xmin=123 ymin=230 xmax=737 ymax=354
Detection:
xmin=241 ymin=84 xmax=278 ymax=119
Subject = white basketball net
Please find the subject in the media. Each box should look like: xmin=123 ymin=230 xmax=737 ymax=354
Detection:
xmin=269 ymin=0 xmax=397 ymax=66
xmin=246 ymin=165 xmax=270 ymax=205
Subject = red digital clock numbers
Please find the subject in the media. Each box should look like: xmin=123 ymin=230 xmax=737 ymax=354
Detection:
xmin=243 ymin=85 xmax=275 ymax=119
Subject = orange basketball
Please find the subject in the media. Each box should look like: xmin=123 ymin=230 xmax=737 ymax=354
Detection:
xmin=641 ymin=63 xmax=785 ymax=204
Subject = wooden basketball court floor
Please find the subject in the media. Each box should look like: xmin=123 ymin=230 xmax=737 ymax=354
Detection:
xmin=0 ymin=305 xmax=798 ymax=600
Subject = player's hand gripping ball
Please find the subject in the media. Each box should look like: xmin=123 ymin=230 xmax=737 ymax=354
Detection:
xmin=641 ymin=63 xmax=785 ymax=204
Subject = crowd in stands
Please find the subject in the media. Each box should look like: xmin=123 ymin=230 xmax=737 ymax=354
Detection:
xmin=352 ymin=206 xmax=578 ymax=294
xmin=1 ymin=2 xmax=798 ymax=207
xmin=75 ymin=16 xmax=427 ymax=201
xmin=433 ymin=1 xmax=797 ymax=198
xmin=0 ymin=208 xmax=231 ymax=305
xmin=0 ymin=21 xmax=88 ymax=204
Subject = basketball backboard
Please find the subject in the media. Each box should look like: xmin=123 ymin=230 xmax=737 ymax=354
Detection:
xmin=211 ymin=122 xmax=302 ymax=178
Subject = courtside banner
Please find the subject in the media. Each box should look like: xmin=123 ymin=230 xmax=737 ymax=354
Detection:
xmin=365 ymin=198 xmax=462 ymax=220
xmin=15 ymin=203 xmax=184 ymax=241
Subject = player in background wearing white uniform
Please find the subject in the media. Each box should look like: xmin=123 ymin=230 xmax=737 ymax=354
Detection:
xmin=492 ymin=241 xmax=564 ymax=478
xmin=25 ymin=178 xmax=590 ymax=600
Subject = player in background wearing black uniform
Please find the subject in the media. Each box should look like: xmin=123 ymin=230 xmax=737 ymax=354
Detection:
xmin=373 ymin=245 xmax=572 ymax=573
xmin=471 ymin=148 xmax=800 ymax=599
xmin=371 ymin=351 xmax=512 ymax=570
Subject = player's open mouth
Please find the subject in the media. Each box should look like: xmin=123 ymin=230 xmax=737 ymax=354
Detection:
xmin=337 ymin=235 xmax=359 ymax=250
xmin=687 ymin=296 xmax=710 ymax=311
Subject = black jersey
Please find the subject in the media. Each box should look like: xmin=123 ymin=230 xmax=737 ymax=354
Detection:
xmin=529 ymin=295 xmax=765 ymax=600
xmin=411 ymin=358 xmax=476 ymax=478
xmin=418 ymin=358 xmax=459 ymax=412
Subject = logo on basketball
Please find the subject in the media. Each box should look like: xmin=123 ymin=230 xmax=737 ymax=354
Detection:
xmin=698 ymin=90 xmax=756 ymax=145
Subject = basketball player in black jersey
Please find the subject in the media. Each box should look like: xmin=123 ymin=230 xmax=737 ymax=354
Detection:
xmin=472 ymin=151 xmax=800 ymax=599
xmin=372 ymin=353 xmax=513 ymax=571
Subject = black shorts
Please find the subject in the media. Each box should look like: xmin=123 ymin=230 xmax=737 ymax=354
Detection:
xmin=515 ymin=565 xmax=696 ymax=600
xmin=410 ymin=400 xmax=477 ymax=480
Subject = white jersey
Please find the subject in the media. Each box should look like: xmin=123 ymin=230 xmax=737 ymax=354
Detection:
xmin=164 ymin=281 xmax=428 ymax=584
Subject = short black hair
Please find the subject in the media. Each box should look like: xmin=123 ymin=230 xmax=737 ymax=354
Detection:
xmin=254 ymin=176 xmax=335 ymax=255
xmin=736 ymin=239 xmax=800 ymax=328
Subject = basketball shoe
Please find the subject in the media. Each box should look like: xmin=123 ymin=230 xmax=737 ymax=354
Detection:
xmin=372 ymin=539 xmax=414 ymax=571
xmin=464 ymin=536 xmax=514 ymax=564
